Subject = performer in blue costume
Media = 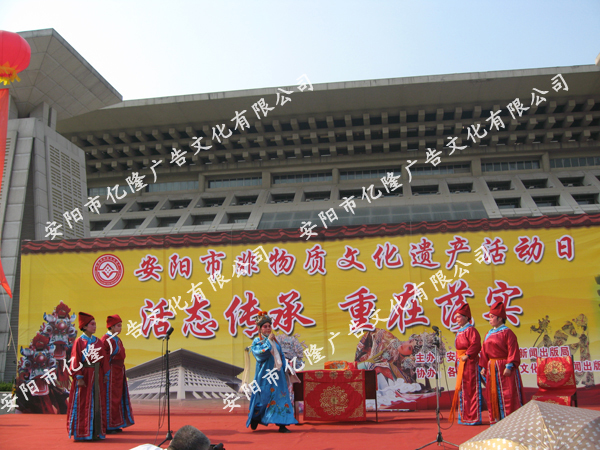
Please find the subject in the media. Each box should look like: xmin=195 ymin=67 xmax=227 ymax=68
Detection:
xmin=245 ymin=311 xmax=298 ymax=433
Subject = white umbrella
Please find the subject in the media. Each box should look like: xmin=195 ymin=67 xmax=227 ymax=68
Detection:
xmin=460 ymin=400 xmax=600 ymax=450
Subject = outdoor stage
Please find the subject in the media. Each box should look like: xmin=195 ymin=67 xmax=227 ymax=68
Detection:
xmin=3 ymin=401 xmax=600 ymax=450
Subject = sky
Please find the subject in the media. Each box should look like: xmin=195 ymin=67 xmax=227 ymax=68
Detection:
xmin=1 ymin=0 xmax=599 ymax=101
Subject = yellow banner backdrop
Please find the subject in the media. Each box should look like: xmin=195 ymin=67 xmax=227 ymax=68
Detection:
xmin=18 ymin=224 xmax=600 ymax=395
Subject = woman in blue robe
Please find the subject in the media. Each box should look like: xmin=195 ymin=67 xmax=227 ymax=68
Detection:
xmin=245 ymin=312 xmax=298 ymax=433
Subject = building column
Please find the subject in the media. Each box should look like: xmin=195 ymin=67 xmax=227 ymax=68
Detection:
xmin=262 ymin=171 xmax=271 ymax=189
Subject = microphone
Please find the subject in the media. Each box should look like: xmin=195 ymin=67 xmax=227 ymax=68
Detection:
xmin=432 ymin=326 xmax=440 ymax=334
xmin=165 ymin=327 xmax=174 ymax=338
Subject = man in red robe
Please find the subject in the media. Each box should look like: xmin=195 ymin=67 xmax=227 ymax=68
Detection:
xmin=66 ymin=312 xmax=109 ymax=441
xmin=479 ymin=301 xmax=524 ymax=424
xmin=101 ymin=314 xmax=135 ymax=433
xmin=450 ymin=302 xmax=483 ymax=425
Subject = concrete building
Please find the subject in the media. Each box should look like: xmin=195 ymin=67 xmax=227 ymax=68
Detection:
xmin=2 ymin=27 xmax=600 ymax=381
xmin=126 ymin=348 xmax=243 ymax=401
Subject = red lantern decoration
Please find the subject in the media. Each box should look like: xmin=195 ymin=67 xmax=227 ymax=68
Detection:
xmin=0 ymin=30 xmax=31 ymax=85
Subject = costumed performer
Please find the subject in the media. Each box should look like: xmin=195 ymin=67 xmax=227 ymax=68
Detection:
xmin=67 ymin=312 xmax=109 ymax=441
xmin=449 ymin=302 xmax=483 ymax=425
xmin=101 ymin=314 xmax=135 ymax=433
xmin=479 ymin=301 xmax=524 ymax=424
xmin=244 ymin=311 xmax=298 ymax=433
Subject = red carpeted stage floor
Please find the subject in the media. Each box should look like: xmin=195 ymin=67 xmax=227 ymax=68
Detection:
xmin=3 ymin=391 xmax=600 ymax=450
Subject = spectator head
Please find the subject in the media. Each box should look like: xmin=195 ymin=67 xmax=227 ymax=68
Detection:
xmin=167 ymin=425 xmax=211 ymax=450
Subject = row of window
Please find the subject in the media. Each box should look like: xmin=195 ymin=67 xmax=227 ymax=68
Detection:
xmin=90 ymin=191 xmax=599 ymax=232
xmin=87 ymin=156 xmax=600 ymax=198
xmin=550 ymin=157 xmax=600 ymax=169
xmin=495 ymin=193 xmax=598 ymax=209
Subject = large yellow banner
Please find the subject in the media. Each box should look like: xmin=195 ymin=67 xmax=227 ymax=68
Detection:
xmin=18 ymin=223 xmax=600 ymax=402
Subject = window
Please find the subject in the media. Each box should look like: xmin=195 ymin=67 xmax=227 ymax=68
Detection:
xmin=88 ymin=186 xmax=128 ymax=197
xmin=339 ymin=189 xmax=364 ymax=199
xmin=304 ymin=192 xmax=330 ymax=201
xmin=533 ymin=196 xmax=559 ymax=207
xmin=90 ymin=221 xmax=111 ymax=231
xmin=412 ymin=163 xmax=471 ymax=176
xmin=412 ymin=185 xmax=439 ymax=195
xmin=522 ymin=179 xmax=547 ymax=189
xmin=559 ymin=177 xmax=584 ymax=187
xmin=232 ymin=195 xmax=258 ymax=206
xmin=192 ymin=215 xmax=216 ymax=225
xmin=164 ymin=199 xmax=191 ymax=210
xmin=270 ymin=193 xmax=295 ymax=204
xmin=487 ymin=181 xmax=512 ymax=191
xmin=201 ymin=197 xmax=226 ymax=207
xmin=273 ymin=172 xmax=332 ymax=184
xmin=448 ymin=183 xmax=473 ymax=194
xmin=550 ymin=157 xmax=600 ymax=169
xmin=157 ymin=216 xmax=180 ymax=227
xmin=572 ymin=194 xmax=598 ymax=205
xmin=148 ymin=180 xmax=198 ymax=192
xmin=106 ymin=203 xmax=126 ymax=213
xmin=208 ymin=177 xmax=261 ymax=188
xmin=495 ymin=198 xmax=521 ymax=209
xmin=227 ymin=213 xmax=250 ymax=224
xmin=137 ymin=201 xmax=158 ymax=211
xmin=482 ymin=160 xmax=541 ymax=172
xmin=340 ymin=168 xmax=401 ymax=181
xmin=124 ymin=218 xmax=145 ymax=229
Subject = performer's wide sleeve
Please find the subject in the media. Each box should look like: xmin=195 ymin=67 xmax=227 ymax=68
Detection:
xmin=466 ymin=328 xmax=482 ymax=358
xmin=506 ymin=329 xmax=521 ymax=368
xmin=70 ymin=338 xmax=83 ymax=380
xmin=479 ymin=339 xmax=488 ymax=370
xmin=251 ymin=337 xmax=272 ymax=362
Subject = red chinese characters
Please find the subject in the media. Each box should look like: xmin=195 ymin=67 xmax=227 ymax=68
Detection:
xmin=134 ymin=254 xmax=164 ymax=282
xmin=481 ymin=237 xmax=508 ymax=265
xmin=338 ymin=286 xmax=377 ymax=333
xmin=433 ymin=279 xmax=474 ymax=331
xmin=168 ymin=253 xmax=192 ymax=280
xmin=371 ymin=242 xmax=403 ymax=269
xmin=483 ymin=280 xmax=523 ymax=326
xmin=268 ymin=247 xmax=296 ymax=275
xmin=336 ymin=245 xmax=367 ymax=271
xmin=514 ymin=235 xmax=545 ymax=264
xmin=303 ymin=244 xmax=327 ymax=275
xmin=556 ymin=235 xmax=575 ymax=261
xmin=181 ymin=295 xmax=219 ymax=339
xmin=444 ymin=235 xmax=471 ymax=270
xmin=409 ymin=237 xmax=441 ymax=269
xmin=234 ymin=250 xmax=260 ymax=277
xmin=269 ymin=289 xmax=316 ymax=334
xmin=387 ymin=283 xmax=430 ymax=334
xmin=223 ymin=291 xmax=262 ymax=338
xmin=139 ymin=298 xmax=175 ymax=338
xmin=199 ymin=250 xmax=227 ymax=278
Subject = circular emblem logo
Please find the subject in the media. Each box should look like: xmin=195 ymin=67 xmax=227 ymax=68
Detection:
xmin=92 ymin=254 xmax=124 ymax=288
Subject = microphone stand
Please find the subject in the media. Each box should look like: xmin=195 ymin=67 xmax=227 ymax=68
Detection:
xmin=415 ymin=327 xmax=458 ymax=449
xmin=159 ymin=327 xmax=175 ymax=447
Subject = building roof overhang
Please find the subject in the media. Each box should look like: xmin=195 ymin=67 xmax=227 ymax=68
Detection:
xmin=8 ymin=29 xmax=122 ymax=120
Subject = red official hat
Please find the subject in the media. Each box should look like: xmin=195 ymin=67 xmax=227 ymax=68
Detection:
xmin=106 ymin=314 xmax=122 ymax=329
xmin=78 ymin=312 xmax=95 ymax=330
xmin=489 ymin=301 xmax=507 ymax=321
xmin=455 ymin=303 xmax=472 ymax=320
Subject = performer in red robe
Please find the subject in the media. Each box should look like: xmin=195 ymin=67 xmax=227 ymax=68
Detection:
xmin=449 ymin=303 xmax=483 ymax=425
xmin=67 ymin=312 xmax=109 ymax=441
xmin=101 ymin=315 xmax=135 ymax=433
xmin=479 ymin=301 xmax=524 ymax=424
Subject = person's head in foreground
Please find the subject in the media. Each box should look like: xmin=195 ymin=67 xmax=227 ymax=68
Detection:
xmin=488 ymin=301 xmax=507 ymax=328
xmin=167 ymin=425 xmax=211 ymax=450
